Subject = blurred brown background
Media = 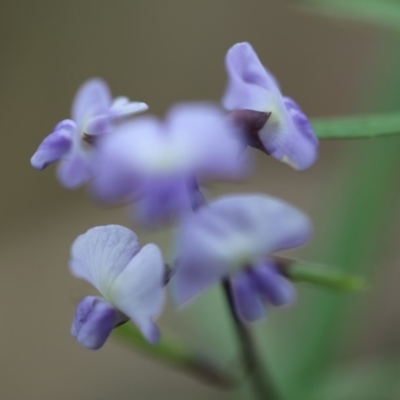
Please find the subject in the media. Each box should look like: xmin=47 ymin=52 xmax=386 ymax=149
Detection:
xmin=0 ymin=1 xmax=394 ymax=399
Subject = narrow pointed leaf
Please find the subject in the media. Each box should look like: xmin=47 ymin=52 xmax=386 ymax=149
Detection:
xmin=281 ymin=260 xmax=367 ymax=291
xmin=312 ymin=112 xmax=400 ymax=140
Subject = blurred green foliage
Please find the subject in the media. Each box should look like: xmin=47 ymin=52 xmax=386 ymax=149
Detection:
xmin=298 ymin=0 xmax=400 ymax=31
xmin=115 ymin=3 xmax=400 ymax=399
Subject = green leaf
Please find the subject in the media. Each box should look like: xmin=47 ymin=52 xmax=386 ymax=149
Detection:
xmin=113 ymin=322 xmax=236 ymax=388
xmin=311 ymin=112 xmax=400 ymax=140
xmin=283 ymin=260 xmax=367 ymax=292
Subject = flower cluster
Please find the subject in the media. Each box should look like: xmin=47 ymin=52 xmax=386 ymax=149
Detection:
xmin=31 ymin=42 xmax=318 ymax=349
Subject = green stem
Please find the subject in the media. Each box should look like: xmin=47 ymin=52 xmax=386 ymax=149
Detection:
xmin=222 ymin=278 xmax=280 ymax=400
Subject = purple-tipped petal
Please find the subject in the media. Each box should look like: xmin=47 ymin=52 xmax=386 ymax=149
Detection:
xmin=232 ymin=273 xmax=265 ymax=322
xmin=31 ymin=78 xmax=149 ymax=190
xmin=174 ymin=194 xmax=312 ymax=304
xmin=69 ymin=225 xmax=141 ymax=293
xmin=56 ymin=153 xmax=92 ymax=189
xmin=223 ymin=43 xmax=319 ymax=170
xmin=223 ymin=42 xmax=278 ymax=111
xmin=69 ymin=226 xmax=165 ymax=344
xmin=109 ymin=243 xmax=165 ymax=344
xmin=258 ymin=97 xmax=318 ymax=171
xmin=71 ymin=296 xmax=125 ymax=350
xmin=110 ymin=96 xmax=149 ymax=117
xmin=72 ymin=78 xmax=112 ymax=129
xmin=30 ymin=120 xmax=75 ymax=170
xmin=251 ymin=262 xmax=296 ymax=306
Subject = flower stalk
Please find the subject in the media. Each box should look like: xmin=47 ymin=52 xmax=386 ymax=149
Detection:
xmin=222 ymin=278 xmax=281 ymax=400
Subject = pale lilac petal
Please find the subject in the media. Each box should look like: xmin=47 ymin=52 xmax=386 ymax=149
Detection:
xmin=251 ymin=262 xmax=296 ymax=306
xmin=191 ymin=194 xmax=312 ymax=259
xmin=118 ymin=116 xmax=201 ymax=176
xmin=173 ymin=251 xmax=227 ymax=305
xmin=174 ymin=197 xmax=244 ymax=304
xmin=56 ymin=153 xmax=92 ymax=189
xmin=258 ymin=97 xmax=318 ymax=171
xmin=69 ymin=225 xmax=140 ymax=293
xmin=223 ymin=42 xmax=278 ymax=111
xmin=109 ymin=244 xmax=165 ymax=344
xmin=109 ymin=96 xmax=149 ymax=117
xmin=92 ymin=105 xmax=247 ymax=211
xmin=90 ymin=166 xmax=139 ymax=204
xmin=174 ymin=194 xmax=311 ymax=304
xmin=91 ymin=117 xmax=160 ymax=202
xmin=30 ymin=120 xmax=75 ymax=170
xmin=105 ymin=104 xmax=244 ymax=180
xmin=85 ymin=115 xmax=113 ymax=136
xmin=232 ymin=273 xmax=265 ymax=322
xmin=71 ymin=296 xmax=126 ymax=350
xmin=134 ymin=176 xmax=192 ymax=226
xmin=165 ymin=103 xmax=249 ymax=179
xmin=72 ymin=78 xmax=112 ymax=128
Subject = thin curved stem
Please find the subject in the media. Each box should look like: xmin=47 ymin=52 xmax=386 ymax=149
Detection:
xmin=222 ymin=278 xmax=281 ymax=400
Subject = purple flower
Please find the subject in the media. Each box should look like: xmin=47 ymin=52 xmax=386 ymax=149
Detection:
xmin=31 ymin=78 xmax=148 ymax=188
xmin=173 ymin=194 xmax=312 ymax=321
xmin=69 ymin=225 xmax=165 ymax=349
xmin=223 ymin=42 xmax=318 ymax=170
xmin=91 ymin=103 xmax=249 ymax=226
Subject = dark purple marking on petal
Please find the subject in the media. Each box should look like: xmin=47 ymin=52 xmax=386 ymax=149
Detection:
xmin=230 ymin=109 xmax=271 ymax=151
